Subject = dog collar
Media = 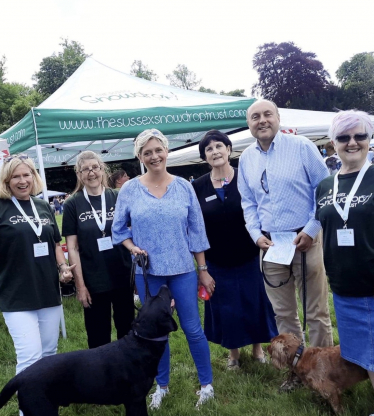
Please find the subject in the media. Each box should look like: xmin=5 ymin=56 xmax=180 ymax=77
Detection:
xmin=134 ymin=331 xmax=168 ymax=342
xmin=292 ymin=344 xmax=304 ymax=368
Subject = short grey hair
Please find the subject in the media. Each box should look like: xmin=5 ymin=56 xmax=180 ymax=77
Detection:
xmin=134 ymin=129 xmax=169 ymax=157
xmin=329 ymin=110 xmax=374 ymax=143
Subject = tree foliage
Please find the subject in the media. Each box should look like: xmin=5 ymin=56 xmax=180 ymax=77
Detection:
xmin=252 ymin=42 xmax=330 ymax=109
xmin=0 ymin=83 xmax=44 ymax=133
xmin=166 ymin=64 xmax=201 ymax=90
xmin=130 ymin=60 xmax=158 ymax=81
xmin=336 ymin=52 xmax=374 ymax=113
xmin=33 ymin=39 xmax=88 ymax=96
xmin=198 ymin=86 xmax=217 ymax=94
xmin=220 ymin=89 xmax=246 ymax=97
xmin=198 ymin=87 xmax=246 ymax=97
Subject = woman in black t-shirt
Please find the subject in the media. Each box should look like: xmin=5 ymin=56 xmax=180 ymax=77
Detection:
xmin=192 ymin=130 xmax=277 ymax=370
xmin=0 ymin=155 xmax=74 ymax=377
xmin=62 ymin=151 xmax=133 ymax=349
xmin=316 ymin=110 xmax=374 ymax=399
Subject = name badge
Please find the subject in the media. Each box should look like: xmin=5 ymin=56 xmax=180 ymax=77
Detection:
xmin=97 ymin=236 xmax=113 ymax=251
xmin=337 ymin=229 xmax=355 ymax=246
xmin=205 ymin=195 xmax=217 ymax=202
xmin=34 ymin=242 xmax=49 ymax=257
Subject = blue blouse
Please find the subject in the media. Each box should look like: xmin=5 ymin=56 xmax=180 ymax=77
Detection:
xmin=112 ymin=176 xmax=210 ymax=276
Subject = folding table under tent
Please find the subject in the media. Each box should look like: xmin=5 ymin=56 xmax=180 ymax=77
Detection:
xmin=0 ymin=57 xmax=256 ymax=199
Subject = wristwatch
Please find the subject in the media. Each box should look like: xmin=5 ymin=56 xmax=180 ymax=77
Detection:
xmin=197 ymin=265 xmax=208 ymax=271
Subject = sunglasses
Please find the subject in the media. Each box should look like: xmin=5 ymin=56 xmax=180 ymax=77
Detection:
xmin=335 ymin=133 xmax=368 ymax=143
xmin=261 ymin=169 xmax=269 ymax=194
xmin=4 ymin=154 xmax=29 ymax=163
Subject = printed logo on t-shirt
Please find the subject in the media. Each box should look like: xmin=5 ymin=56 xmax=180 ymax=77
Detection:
xmin=9 ymin=215 xmax=51 ymax=225
xmin=318 ymin=192 xmax=373 ymax=209
xmin=78 ymin=208 xmax=115 ymax=223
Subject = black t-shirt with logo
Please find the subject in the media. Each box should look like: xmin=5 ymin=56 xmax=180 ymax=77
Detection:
xmin=315 ymin=166 xmax=374 ymax=297
xmin=0 ymin=197 xmax=62 ymax=312
xmin=62 ymin=189 xmax=131 ymax=294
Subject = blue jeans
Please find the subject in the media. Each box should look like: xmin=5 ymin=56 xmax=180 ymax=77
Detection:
xmin=135 ymin=271 xmax=212 ymax=387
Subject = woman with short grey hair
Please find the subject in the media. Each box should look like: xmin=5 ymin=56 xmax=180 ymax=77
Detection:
xmin=316 ymin=110 xmax=374 ymax=414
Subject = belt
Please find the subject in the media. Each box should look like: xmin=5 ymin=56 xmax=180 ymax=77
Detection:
xmin=261 ymin=227 xmax=304 ymax=239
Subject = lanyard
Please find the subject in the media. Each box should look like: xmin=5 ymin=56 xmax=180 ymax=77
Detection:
xmin=11 ymin=196 xmax=43 ymax=242
xmin=83 ymin=187 xmax=107 ymax=237
xmin=333 ymin=160 xmax=371 ymax=227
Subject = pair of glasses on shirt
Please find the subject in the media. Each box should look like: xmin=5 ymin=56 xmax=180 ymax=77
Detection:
xmin=261 ymin=169 xmax=269 ymax=194
xmin=79 ymin=165 xmax=102 ymax=174
xmin=335 ymin=133 xmax=368 ymax=143
xmin=4 ymin=154 xmax=29 ymax=163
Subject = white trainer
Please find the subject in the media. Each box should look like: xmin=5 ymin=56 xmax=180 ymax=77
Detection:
xmin=196 ymin=384 xmax=214 ymax=408
xmin=149 ymin=385 xmax=169 ymax=410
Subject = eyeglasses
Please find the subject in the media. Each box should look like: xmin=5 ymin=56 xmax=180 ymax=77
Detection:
xmin=261 ymin=169 xmax=269 ymax=194
xmin=335 ymin=133 xmax=368 ymax=143
xmin=79 ymin=165 xmax=101 ymax=174
xmin=4 ymin=154 xmax=29 ymax=163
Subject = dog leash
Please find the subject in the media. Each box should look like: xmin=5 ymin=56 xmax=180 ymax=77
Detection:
xmin=130 ymin=253 xmax=151 ymax=308
xmin=261 ymin=241 xmax=307 ymax=346
xmin=301 ymin=252 xmax=307 ymax=345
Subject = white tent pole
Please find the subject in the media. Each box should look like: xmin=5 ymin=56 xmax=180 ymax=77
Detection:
xmin=31 ymin=109 xmax=48 ymax=202
xmin=36 ymin=144 xmax=48 ymax=202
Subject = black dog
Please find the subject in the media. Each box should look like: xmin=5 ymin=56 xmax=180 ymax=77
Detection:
xmin=0 ymin=285 xmax=177 ymax=416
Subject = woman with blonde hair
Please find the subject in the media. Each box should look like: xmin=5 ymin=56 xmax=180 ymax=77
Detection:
xmin=62 ymin=151 xmax=133 ymax=349
xmin=0 ymin=155 xmax=74 ymax=378
xmin=112 ymin=129 xmax=214 ymax=410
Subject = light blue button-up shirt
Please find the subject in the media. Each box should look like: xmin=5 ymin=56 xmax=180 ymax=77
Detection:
xmin=112 ymin=176 xmax=209 ymax=276
xmin=238 ymin=131 xmax=329 ymax=244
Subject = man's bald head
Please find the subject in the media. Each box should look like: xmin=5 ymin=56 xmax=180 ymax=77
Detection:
xmin=246 ymin=100 xmax=281 ymax=149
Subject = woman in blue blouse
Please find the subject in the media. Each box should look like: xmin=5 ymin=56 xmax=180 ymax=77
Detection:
xmin=112 ymin=129 xmax=214 ymax=410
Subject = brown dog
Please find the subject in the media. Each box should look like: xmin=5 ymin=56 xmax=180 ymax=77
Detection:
xmin=267 ymin=333 xmax=368 ymax=414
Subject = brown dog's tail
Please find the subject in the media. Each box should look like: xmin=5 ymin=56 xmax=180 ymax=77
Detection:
xmin=0 ymin=376 xmax=20 ymax=409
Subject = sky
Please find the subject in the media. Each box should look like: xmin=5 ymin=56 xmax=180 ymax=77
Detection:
xmin=1 ymin=0 xmax=373 ymax=96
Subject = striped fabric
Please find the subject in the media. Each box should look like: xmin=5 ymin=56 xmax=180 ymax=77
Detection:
xmin=238 ymin=131 xmax=329 ymax=244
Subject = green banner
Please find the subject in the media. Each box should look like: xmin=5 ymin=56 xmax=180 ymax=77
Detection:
xmin=1 ymin=99 xmax=255 ymax=154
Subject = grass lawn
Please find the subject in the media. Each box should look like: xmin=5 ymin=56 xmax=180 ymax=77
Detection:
xmin=0 ymin=215 xmax=372 ymax=415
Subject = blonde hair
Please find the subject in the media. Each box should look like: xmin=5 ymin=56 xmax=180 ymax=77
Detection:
xmin=72 ymin=151 xmax=108 ymax=194
xmin=0 ymin=156 xmax=44 ymax=199
xmin=134 ymin=129 xmax=169 ymax=158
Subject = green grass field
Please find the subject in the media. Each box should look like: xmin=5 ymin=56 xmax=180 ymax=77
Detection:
xmin=0 ymin=215 xmax=372 ymax=415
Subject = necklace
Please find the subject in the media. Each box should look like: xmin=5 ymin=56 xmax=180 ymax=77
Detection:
xmin=149 ymin=175 xmax=168 ymax=188
xmin=211 ymin=166 xmax=234 ymax=187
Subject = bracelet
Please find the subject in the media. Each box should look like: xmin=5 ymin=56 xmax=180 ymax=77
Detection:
xmin=197 ymin=265 xmax=208 ymax=271
xmin=57 ymin=263 xmax=66 ymax=272
xmin=129 ymin=246 xmax=136 ymax=254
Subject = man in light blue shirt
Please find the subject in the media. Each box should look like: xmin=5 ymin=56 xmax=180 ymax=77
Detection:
xmin=238 ymin=100 xmax=333 ymax=357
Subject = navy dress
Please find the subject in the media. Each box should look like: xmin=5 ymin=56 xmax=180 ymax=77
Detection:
xmin=193 ymin=170 xmax=278 ymax=349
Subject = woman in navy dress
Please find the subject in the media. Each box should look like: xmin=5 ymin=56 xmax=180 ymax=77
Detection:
xmin=192 ymin=130 xmax=278 ymax=369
